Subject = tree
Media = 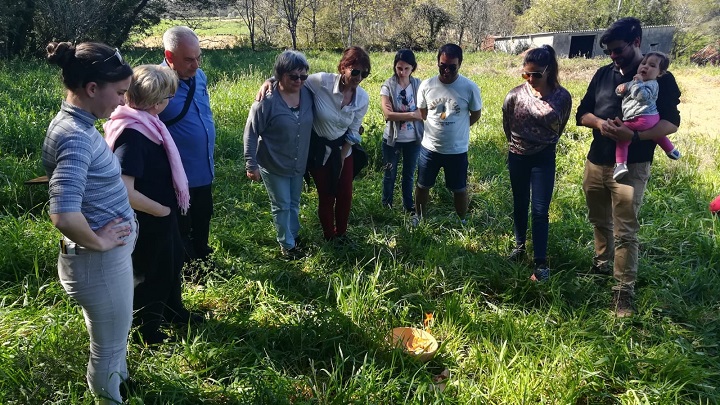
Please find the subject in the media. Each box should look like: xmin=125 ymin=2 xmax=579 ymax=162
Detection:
xmin=0 ymin=0 xmax=34 ymax=58
xmin=236 ymin=0 xmax=259 ymax=50
xmin=279 ymin=0 xmax=307 ymax=49
xmin=338 ymin=0 xmax=366 ymax=47
xmin=414 ymin=3 xmax=452 ymax=49
xmin=301 ymin=0 xmax=322 ymax=46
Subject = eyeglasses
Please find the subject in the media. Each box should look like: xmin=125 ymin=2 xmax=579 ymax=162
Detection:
xmin=287 ymin=73 xmax=309 ymax=81
xmin=350 ymin=69 xmax=370 ymax=78
xmin=521 ymin=65 xmax=548 ymax=80
xmin=603 ymin=42 xmax=632 ymax=56
xmin=93 ymin=48 xmax=123 ymax=66
xmin=438 ymin=63 xmax=458 ymax=72
xmin=164 ymin=94 xmax=175 ymax=100
xmin=399 ymin=89 xmax=409 ymax=106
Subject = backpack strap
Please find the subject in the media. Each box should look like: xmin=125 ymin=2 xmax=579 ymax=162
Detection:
xmin=162 ymin=77 xmax=196 ymax=127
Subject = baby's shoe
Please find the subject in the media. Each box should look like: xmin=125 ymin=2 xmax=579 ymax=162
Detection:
xmin=613 ymin=163 xmax=628 ymax=180
xmin=667 ymin=148 xmax=681 ymax=160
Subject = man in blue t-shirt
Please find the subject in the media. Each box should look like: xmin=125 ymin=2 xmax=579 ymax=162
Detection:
xmin=159 ymin=26 xmax=217 ymax=266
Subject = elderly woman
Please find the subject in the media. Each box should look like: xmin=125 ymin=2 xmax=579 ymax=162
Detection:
xmin=104 ymin=65 xmax=203 ymax=345
xmin=258 ymin=47 xmax=371 ymax=243
xmin=502 ymin=45 xmax=572 ymax=281
xmin=42 ymin=41 xmax=135 ymax=404
xmin=244 ymin=51 xmax=314 ymax=258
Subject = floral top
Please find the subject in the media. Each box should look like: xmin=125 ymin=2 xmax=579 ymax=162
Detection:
xmin=502 ymin=82 xmax=572 ymax=155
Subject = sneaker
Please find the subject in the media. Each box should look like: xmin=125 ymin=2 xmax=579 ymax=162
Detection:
xmin=383 ymin=202 xmax=393 ymax=209
xmin=613 ymin=163 xmax=628 ymax=180
xmin=580 ymin=264 xmax=612 ymax=276
xmin=530 ymin=264 xmax=550 ymax=282
xmin=459 ymin=218 xmax=468 ymax=226
xmin=612 ymin=290 xmax=635 ymax=317
xmin=667 ymin=148 xmax=681 ymax=160
xmin=410 ymin=215 xmax=421 ymax=228
xmin=404 ymin=206 xmax=416 ymax=216
xmin=508 ymin=245 xmax=526 ymax=262
xmin=281 ymin=245 xmax=304 ymax=260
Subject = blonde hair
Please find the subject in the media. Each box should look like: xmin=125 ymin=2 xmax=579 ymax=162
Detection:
xmin=125 ymin=65 xmax=178 ymax=110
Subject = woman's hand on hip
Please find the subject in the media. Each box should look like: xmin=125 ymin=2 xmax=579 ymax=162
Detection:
xmin=95 ymin=218 xmax=132 ymax=251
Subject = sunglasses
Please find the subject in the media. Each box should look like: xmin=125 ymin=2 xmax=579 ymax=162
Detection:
xmin=93 ymin=48 xmax=123 ymax=66
xmin=438 ymin=63 xmax=458 ymax=72
xmin=350 ymin=69 xmax=370 ymax=78
xmin=521 ymin=65 xmax=548 ymax=80
xmin=399 ymin=89 xmax=409 ymax=106
xmin=602 ymin=42 xmax=632 ymax=56
xmin=287 ymin=73 xmax=309 ymax=81
xmin=164 ymin=94 xmax=175 ymax=100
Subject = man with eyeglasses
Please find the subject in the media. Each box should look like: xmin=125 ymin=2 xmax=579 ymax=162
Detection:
xmin=576 ymin=17 xmax=681 ymax=317
xmin=414 ymin=43 xmax=482 ymax=226
xmin=159 ymin=26 xmax=217 ymax=276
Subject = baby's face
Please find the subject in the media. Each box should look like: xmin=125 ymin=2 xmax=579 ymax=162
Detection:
xmin=638 ymin=55 xmax=663 ymax=81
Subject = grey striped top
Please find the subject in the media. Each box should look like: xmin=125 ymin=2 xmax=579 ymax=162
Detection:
xmin=42 ymin=101 xmax=133 ymax=230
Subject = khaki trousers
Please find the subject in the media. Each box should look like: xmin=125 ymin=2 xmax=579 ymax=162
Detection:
xmin=582 ymin=160 xmax=651 ymax=293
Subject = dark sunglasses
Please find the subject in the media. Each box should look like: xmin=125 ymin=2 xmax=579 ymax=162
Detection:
xmin=93 ymin=48 xmax=123 ymax=66
xmin=602 ymin=42 xmax=632 ymax=56
xmin=350 ymin=69 xmax=370 ymax=78
xmin=164 ymin=94 xmax=175 ymax=100
xmin=399 ymin=89 xmax=409 ymax=106
xmin=438 ymin=63 xmax=458 ymax=72
xmin=287 ymin=73 xmax=309 ymax=81
xmin=521 ymin=65 xmax=548 ymax=80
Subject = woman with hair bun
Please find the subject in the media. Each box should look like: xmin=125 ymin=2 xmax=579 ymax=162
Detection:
xmin=42 ymin=41 xmax=136 ymax=403
xmin=502 ymin=45 xmax=572 ymax=281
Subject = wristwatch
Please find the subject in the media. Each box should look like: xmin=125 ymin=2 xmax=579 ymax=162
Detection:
xmin=632 ymin=130 xmax=640 ymax=143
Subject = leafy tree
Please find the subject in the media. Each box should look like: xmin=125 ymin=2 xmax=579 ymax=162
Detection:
xmin=279 ymin=0 xmax=307 ymax=49
xmin=236 ymin=0 xmax=259 ymax=50
xmin=414 ymin=3 xmax=452 ymax=49
xmin=0 ymin=0 xmax=34 ymax=58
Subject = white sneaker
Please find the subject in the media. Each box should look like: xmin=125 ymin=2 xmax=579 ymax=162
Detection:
xmin=613 ymin=163 xmax=628 ymax=180
xmin=667 ymin=148 xmax=681 ymax=160
xmin=410 ymin=215 xmax=421 ymax=228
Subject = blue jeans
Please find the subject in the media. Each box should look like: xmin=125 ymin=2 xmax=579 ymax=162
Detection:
xmin=260 ymin=166 xmax=303 ymax=249
xmin=58 ymin=220 xmax=137 ymax=404
xmin=508 ymin=146 xmax=556 ymax=263
xmin=382 ymin=140 xmax=420 ymax=211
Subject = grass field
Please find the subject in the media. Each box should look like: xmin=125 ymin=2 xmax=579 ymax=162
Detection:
xmin=1 ymin=49 xmax=720 ymax=404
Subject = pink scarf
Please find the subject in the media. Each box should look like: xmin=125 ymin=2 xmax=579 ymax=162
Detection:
xmin=104 ymin=105 xmax=190 ymax=214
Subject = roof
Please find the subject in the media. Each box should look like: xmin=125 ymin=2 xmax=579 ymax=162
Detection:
xmin=494 ymin=25 xmax=675 ymax=40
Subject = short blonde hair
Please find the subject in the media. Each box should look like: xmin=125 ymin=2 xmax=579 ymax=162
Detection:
xmin=126 ymin=65 xmax=178 ymax=110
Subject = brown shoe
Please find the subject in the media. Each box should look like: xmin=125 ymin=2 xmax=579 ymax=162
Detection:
xmin=612 ymin=290 xmax=635 ymax=318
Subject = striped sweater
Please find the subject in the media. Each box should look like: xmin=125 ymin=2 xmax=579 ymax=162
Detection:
xmin=42 ymin=101 xmax=133 ymax=230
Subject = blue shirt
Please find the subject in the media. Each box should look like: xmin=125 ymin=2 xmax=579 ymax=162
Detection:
xmin=158 ymin=65 xmax=216 ymax=187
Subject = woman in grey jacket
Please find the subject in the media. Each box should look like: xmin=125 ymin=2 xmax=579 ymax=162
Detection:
xmin=380 ymin=49 xmax=424 ymax=214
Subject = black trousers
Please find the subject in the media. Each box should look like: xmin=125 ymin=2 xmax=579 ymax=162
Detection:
xmin=132 ymin=212 xmax=185 ymax=336
xmin=177 ymin=184 xmax=214 ymax=263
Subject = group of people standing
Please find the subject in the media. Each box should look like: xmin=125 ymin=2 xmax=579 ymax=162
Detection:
xmin=41 ymin=17 xmax=685 ymax=403
xmin=43 ymin=26 xmax=215 ymax=403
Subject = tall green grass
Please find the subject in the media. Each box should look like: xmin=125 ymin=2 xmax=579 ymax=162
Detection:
xmin=1 ymin=50 xmax=719 ymax=404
